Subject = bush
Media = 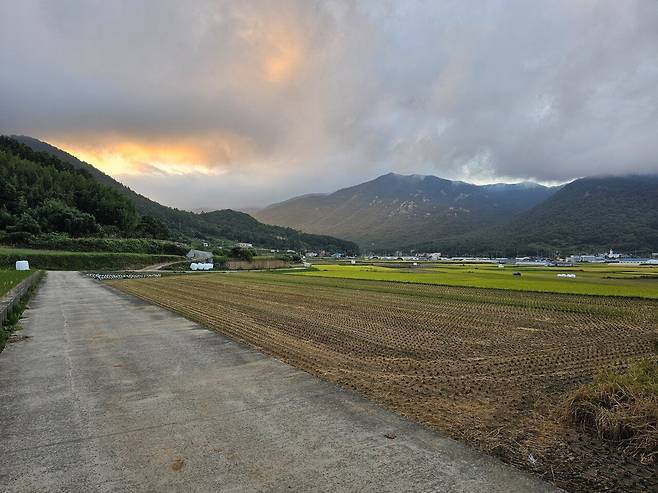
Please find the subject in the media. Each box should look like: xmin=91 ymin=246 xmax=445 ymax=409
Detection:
xmin=1 ymin=271 xmax=43 ymax=352
xmin=213 ymin=254 xmax=228 ymax=264
xmin=276 ymin=253 xmax=302 ymax=263
xmin=561 ymin=358 xmax=658 ymax=463
xmin=230 ymin=247 xmax=255 ymax=261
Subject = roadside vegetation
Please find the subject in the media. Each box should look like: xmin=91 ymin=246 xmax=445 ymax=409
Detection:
xmin=0 ymin=270 xmax=43 ymax=352
xmin=5 ymin=235 xmax=187 ymax=255
xmin=0 ymin=247 xmax=180 ymax=271
xmin=296 ymin=263 xmax=658 ymax=298
xmin=561 ymin=358 xmax=657 ymax=464
xmin=0 ymin=270 xmax=31 ymax=296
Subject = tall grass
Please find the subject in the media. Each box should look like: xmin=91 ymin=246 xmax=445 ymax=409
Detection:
xmin=561 ymin=358 xmax=658 ymax=464
xmin=0 ymin=270 xmax=31 ymax=296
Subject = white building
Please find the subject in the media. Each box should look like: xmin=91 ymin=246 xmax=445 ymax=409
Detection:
xmin=235 ymin=242 xmax=253 ymax=248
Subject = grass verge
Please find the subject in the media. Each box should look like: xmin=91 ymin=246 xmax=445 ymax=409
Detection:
xmin=0 ymin=270 xmax=31 ymax=296
xmin=561 ymin=358 xmax=658 ymax=464
xmin=0 ymin=272 xmax=43 ymax=352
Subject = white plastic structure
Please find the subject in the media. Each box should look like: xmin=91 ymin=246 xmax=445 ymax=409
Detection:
xmin=15 ymin=260 xmax=30 ymax=271
xmin=190 ymin=263 xmax=199 ymax=270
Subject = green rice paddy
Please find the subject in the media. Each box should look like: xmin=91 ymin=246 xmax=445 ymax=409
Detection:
xmin=293 ymin=262 xmax=658 ymax=299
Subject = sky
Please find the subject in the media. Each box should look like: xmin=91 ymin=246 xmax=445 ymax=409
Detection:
xmin=1 ymin=0 xmax=657 ymax=210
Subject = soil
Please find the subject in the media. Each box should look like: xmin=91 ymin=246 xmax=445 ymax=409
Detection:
xmin=113 ymin=273 xmax=658 ymax=492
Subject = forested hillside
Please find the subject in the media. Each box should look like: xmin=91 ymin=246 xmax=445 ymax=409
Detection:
xmin=0 ymin=137 xmax=140 ymax=239
xmin=7 ymin=136 xmax=359 ymax=253
xmin=199 ymin=210 xmax=360 ymax=253
xmin=503 ymin=175 xmax=658 ymax=253
xmin=401 ymin=175 xmax=658 ymax=256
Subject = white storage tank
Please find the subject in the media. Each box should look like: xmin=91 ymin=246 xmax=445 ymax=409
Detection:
xmin=15 ymin=260 xmax=30 ymax=271
xmin=190 ymin=263 xmax=199 ymax=270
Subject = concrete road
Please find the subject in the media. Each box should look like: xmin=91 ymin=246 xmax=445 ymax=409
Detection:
xmin=0 ymin=271 xmax=559 ymax=492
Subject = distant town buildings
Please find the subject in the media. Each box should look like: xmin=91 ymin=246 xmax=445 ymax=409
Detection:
xmin=297 ymin=247 xmax=657 ymax=266
xmin=235 ymin=242 xmax=253 ymax=248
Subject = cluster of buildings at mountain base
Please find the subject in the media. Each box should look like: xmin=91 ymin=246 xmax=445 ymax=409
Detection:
xmin=315 ymin=249 xmax=658 ymax=266
xmin=565 ymin=249 xmax=658 ymax=264
xmin=188 ymin=243 xmax=658 ymax=267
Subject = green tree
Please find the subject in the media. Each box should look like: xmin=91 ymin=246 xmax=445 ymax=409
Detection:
xmin=135 ymin=215 xmax=170 ymax=239
xmin=9 ymin=212 xmax=41 ymax=235
xmin=230 ymin=246 xmax=255 ymax=261
xmin=35 ymin=199 xmax=99 ymax=237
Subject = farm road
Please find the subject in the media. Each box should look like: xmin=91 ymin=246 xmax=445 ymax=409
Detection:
xmin=0 ymin=271 xmax=558 ymax=492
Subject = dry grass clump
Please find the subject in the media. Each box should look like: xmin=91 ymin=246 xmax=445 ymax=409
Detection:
xmin=561 ymin=358 xmax=658 ymax=464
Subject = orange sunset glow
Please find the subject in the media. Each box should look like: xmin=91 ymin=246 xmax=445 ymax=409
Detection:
xmin=49 ymin=134 xmax=256 ymax=177
xmin=262 ymin=30 xmax=304 ymax=83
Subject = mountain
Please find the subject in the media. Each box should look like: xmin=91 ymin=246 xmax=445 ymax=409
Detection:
xmin=11 ymin=136 xmax=220 ymax=237
xmin=503 ymin=175 xmax=658 ymax=253
xmin=6 ymin=136 xmax=359 ymax=254
xmin=255 ymin=173 xmax=557 ymax=250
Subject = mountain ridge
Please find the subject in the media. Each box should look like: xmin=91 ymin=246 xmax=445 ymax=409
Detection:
xmin=255 ymin=171 xmax=658 ymax=254
xmin=255 ymin=172 xmax=559 ymax=250
xmin=8 ymin=136 xmax=360 ymax=254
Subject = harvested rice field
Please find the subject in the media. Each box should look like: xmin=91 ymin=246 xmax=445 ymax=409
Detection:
xmin=111 ymin=272 xmax=658 ymax=492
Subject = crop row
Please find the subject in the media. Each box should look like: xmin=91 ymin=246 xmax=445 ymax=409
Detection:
xmin=113 ymin=274 xmax=657 ymax=413
xmin=112 ymin=272 xmax=658 ymax=492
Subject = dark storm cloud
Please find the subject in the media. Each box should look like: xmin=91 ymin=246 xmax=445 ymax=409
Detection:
xmin=1 ymin=0 xmax=657 ymax=209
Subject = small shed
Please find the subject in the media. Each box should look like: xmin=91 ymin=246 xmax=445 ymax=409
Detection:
xmin=186 ymin=249 xmax=213 ymax=262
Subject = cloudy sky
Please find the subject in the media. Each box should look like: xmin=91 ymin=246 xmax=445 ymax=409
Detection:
xmin=1 ymin=0 xmax=657 ymax=210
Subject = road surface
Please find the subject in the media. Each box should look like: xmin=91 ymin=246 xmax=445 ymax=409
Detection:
xmin=0 ymin=271 xmax=559 ymax=492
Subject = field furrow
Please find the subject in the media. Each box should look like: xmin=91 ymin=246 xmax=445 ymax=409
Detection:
xmin=112 ymin=272 xmax=658 ymax=492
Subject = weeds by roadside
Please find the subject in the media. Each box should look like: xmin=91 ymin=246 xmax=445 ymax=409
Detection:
xmin=0 ymin=273 xmax=43 ymax=352
xmin=561 ymin=358 xmax=658 ymax=464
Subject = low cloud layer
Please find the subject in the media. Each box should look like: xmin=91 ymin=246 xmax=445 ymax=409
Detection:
xmin=1 ymin=0 xmax=657 ymax=209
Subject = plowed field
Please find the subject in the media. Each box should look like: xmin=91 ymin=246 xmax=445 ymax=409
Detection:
xmin=112 ymin=273 xmax=658 ymax=492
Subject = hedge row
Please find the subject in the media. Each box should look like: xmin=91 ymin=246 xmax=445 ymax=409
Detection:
xmin=0 ymin=248 xmax=181 ymax=271
xmin=0 ymin=234 xmax=188 ymax=255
